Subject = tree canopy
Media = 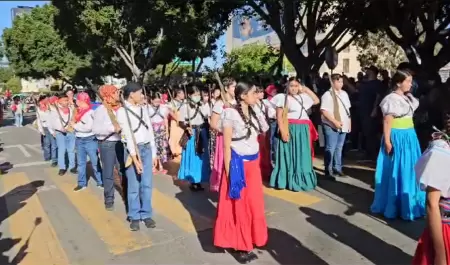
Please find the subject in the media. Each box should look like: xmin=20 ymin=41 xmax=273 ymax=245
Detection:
xmin=239 ymin=0 xmax=371 ymax=77
xmin=2 ymin=4 xmax=89 ymax=82
xmin=52 ymin=0 xmax=236 ymax=82
xmin=359 ymin=0 xmax=450 ymax=74
xmin=222 ymin=43 xmax=279 ymax=79
xmin=354 ymin=31 xmax=407 ymax=71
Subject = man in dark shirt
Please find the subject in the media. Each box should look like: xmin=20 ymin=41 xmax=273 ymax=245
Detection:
xmin=358 ymin=66 xmax=383 ymax=160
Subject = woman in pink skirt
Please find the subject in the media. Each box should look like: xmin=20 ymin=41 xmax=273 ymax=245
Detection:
xmin=209 ymin=78 xmax=236 ymax=192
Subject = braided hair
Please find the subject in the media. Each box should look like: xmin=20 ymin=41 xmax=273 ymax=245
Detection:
xmin=234 ymin=82 xmax=263 ymax=139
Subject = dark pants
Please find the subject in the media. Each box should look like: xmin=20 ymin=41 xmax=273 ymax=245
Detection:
xmin=360 ymin=115 xmax=378 ymax=159
xmin=99 ymin=140 xmax=125 ymax=207
xmin=269 ymin=120 xmax=278 ymax=167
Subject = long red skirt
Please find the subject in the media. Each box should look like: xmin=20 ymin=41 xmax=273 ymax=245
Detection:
xmin=412 ymin=226 xmax=450 ymax=265
xmin=258 ymin=132 xmax=272 ymax=181
xmin=213 ymin=157 xmax=268 ymax=251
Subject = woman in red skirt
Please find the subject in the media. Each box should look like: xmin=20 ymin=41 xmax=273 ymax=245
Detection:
xmin=413 ymin=133 xmax=450 ymax=265
xmin=213 ymin=82 xmax=269 ymax=263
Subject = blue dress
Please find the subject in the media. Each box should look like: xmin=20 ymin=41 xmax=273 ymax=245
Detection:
xmin=370 ymin=94 xmax=426 ymax=221
xmin=178 ymin=127 xmax=211 ymax=183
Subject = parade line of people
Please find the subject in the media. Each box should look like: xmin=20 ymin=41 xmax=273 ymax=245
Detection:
xmin=33 ymin=71 xmax=450 ymax=264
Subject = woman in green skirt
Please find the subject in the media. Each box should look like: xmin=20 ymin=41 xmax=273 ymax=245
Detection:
xmin=269 ymin=77 xmax=320 ymax=191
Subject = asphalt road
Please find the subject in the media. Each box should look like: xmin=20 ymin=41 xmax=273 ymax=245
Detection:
xmin=0 ymin=113 xmax=421 ymax=265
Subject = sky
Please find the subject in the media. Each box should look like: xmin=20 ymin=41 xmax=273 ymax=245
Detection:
xmin=0 ymin=0 xmax=224 ymax=69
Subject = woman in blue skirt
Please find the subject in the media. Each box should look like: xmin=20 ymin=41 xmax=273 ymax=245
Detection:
xmin=370 ymin=70 xmax=426 ymax=221
xmin=178 ymin=84 xmax=211 ymax=191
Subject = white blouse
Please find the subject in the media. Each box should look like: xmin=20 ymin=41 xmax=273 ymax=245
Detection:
xmin=270 ymin=93 xmax=314 ymax=120
xmin=212 ymin=99 xmax=237 ymax=115
xmin=416 ymin=139 xmax=450 ymax=198
xmin=379 ymin=93 xmax=419 ymax=118
xmin=178 ymin=103 xmax=207 ymax=126
xmin=222 ymin=107 xmax=269 ymax=156
xmin=148 ymin=104 xmax=169 ymax=124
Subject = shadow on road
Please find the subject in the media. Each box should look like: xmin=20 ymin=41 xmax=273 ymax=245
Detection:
xmin=263 ymin=228 xmax=328 ymax=265
xmin=300 ymin=207 xmax=412 ymax=264
xmin=316 ymin=170 xmax=425 ymax=241
xmin=173 ymin=178 xmax=221 ymax=254
xmin=0 ymin=180 xmax=44 ymax=265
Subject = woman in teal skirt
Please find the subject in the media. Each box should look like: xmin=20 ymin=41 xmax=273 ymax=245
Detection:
xmin=370 ymin=70 xmax=425 ymax=220
xmin=270 ymin=77 xmax=320 ymax=191
xmin=177 ymin=84 xmax=211 ymax=191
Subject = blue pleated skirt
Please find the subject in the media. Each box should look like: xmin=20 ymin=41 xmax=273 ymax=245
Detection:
xmin=178 ymin=128 xmax=211 ymax=184
xmin=370 ymin=127 xmax=426 ymax=220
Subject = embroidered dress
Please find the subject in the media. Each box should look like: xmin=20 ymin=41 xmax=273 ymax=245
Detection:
xmin=214 ymin=107 xmax=269 ymax=251
xmin=269 ymin=93 xmax=318 ymax=192
xmin=255 ymin=100 xmax=274 ymax=180
xmin=413 ymin=140 xmax=450 ymax=264
xmin=149 ymin=104 xmax=169 ymax=163
xmin=370 ymin=93 xmax=425 ymax=220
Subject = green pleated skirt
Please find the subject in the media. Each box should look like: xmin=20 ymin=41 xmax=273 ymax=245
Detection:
xmin=269 ymin=123 xmax=317 ymax=191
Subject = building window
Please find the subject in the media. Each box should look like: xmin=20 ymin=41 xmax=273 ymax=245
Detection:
xmin=343 ymin=46 xmax=350 ymax=53
xmin=343 ymin=58 xmax=350 ymax=73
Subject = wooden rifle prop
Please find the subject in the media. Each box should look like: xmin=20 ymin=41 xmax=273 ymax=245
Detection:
xmin=141 ymin=29 xmax=164 ymax=120
xmin=325 ymin=46 xmax=342 ymax=132
xmin=120 ymin=93 xmax=142 ymax=168
xmin=33 ymin=97 xmax=45 ymax=130
xmin=214 ymin=72 xmax=229 ymax=107
xmin=53 ymin=102 xmax=70 ymax=133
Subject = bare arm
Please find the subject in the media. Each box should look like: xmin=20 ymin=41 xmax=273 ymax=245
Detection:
xmin=276 ymin=107 xmax=284 ymax=133
xmin=383 ymin=115 xmax=393 ymax=145
xmin=321 ymin=109 xmax=339 ymax=126
xmin=303 ymin=87 xmax=320 ymax=105
xmin=223 ymin=125 xmax=232 ymax=176
xmin=427 ymin=187 xmax=446 ymax=262
xmin=210 ymin=112 xmax=221 ymax=131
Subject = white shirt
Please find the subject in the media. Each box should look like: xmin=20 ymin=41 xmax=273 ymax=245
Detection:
xmin=255 ymin=99 xmax=276 ymax=120
xmin=48 ymin=106 xmax=75 ymax=135
xmin=320 ymin=89 xmax=352 ymax=133
xmin=74 ymin=109 xmax=95 ymax=138
xmin=200 ymin=103 xmax=211 ymax=118
xmin=221 ymin=108 xmax=269 ymax=156
xmin=380 ymin=92 xmax=419 ymax=118
xmin=148 ymin=104 xmax=169 ymax=124
xmin=92 ymin=105 xmax=121 ymax=142
xmin=116 ymin=102 xmax=157 ymax=157
xmin=271 ymin=93 xmax=314 ymax=120
xmin=178 ymin=103 xmax=208 ymax=126
xmin=36 ymin=109 xmax=50 ymax=133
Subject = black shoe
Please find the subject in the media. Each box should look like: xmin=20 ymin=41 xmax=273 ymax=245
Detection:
xmin=58 ymin=169 xmax=66 ymax=176
xmin=97 ymin=184 xmax=104 ymax=189
xmin=324 ymin=174 xmax=336 ymax=181
xmin=105 ymin=204 xmax=114 ymax=211
xmin=334 ymin=171 xmax=347 ymax=178
xmin=70 ymin=168 xmax=78 ymax=174
xmin=235 ymin=250 xmax=258 ymax=264
xmin=51 ymin=162 xmax=57 ymax=167
xmin=73 ymin=185 xmax=86 ymax=192
xmin=130 ymin=220 xmax=140 ymax=231
xmin=189 ymin=183 xmax=204 ymax=192
xmin=142 ymin=218 xmax=156 ymax=229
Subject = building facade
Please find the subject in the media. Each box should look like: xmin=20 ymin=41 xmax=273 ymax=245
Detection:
xmin=225 ymin=15 xmax=361 ymax=77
